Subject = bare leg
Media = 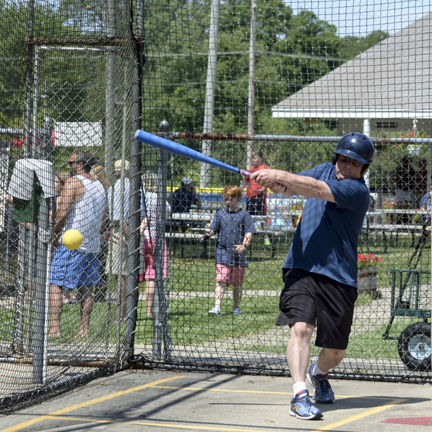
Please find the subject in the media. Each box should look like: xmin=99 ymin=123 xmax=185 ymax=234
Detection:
xmin=48 ymin=284 xmax=62 ymax=337
xmin=75 ymin=286 xmax=94 ymax=338
xmin=145 ymin=279 xmax=155 ymax=316
xmin=317 ymin=348 xmax=346 ymax=373
xmin=286 ymin=322 xmax=315 ymax=384
xmin=233 ymin=285 xmax=242 ymax=309
xmin=214 ymin=281 xmax=227 ymax=309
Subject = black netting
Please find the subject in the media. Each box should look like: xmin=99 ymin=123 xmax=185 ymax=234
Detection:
xmin=0 ymin=0 xmax=431 ymax=410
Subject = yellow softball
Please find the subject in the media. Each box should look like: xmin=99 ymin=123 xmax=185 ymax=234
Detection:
xmin=62 ymin=229 xmax=83 ymax=250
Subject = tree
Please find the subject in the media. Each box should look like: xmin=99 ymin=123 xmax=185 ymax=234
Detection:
xmin=141 ymin=0 xmax=347 ymax=135
xmin=339 ymin=30 xmax=389 ymax=60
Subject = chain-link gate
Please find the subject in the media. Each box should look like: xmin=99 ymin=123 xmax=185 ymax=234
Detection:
xmin=0 ymin=0 xmax=431 ymax=412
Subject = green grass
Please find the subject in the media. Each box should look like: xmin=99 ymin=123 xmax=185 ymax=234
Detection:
xmin=134 ymin=235 xmax=431 ymax=354
xmin=133 ymin=290 xmax=395 ymax=349
xmin=0 ymin=302 xmax=123 ymax=344
xmin=0 ymin=235 xmax=429 ymax=361
xmin=169 ymin=254 xmax=284 ymax=293
xmin=135 ymin=295 xmax=280 ymax=345
xmin=238 ymin=318 xmax=424 ymax=359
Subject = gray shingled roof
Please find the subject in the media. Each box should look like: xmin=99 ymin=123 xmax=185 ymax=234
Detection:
xmin=272 ymin=13 xmax=432 ymax=119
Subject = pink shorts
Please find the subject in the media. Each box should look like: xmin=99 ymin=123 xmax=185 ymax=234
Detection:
xmin=139 ymin=237 xmax=168 ymax=281
xmin=216 ymin=264 xmax=246 ymax=286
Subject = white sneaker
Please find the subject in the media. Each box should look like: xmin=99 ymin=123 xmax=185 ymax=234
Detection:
xmin=208 ymin=306 xmax=221 ymax=316
xmin=233 ymin=307 xmax=241 ymax=315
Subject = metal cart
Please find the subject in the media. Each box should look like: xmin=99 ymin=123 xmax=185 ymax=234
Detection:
xmin=382 ymin=224 xmax=431 ymax=371
xmin=382 ymin=268 xmax=431 ymax=371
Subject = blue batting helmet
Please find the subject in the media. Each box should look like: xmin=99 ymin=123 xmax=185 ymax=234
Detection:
xmin=333 ymin=132 xmax=375 ymax=175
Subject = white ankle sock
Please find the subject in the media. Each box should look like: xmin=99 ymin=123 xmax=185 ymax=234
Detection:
xmin=312 ymin=363 xmax=327 ymax=376
xmin=293 ymin=382 xmax=307 ymax=396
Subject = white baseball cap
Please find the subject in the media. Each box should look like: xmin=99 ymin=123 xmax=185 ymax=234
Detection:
xmin=181 ymin=177 xmax=193 ymax=185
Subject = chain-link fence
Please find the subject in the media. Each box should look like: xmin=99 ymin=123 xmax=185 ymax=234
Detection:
xmin=138 ymin=133 xmax=432 ymax=383
xmin=0 ymin=0 xmax=143 ymax=409
xmin=0 ymin=0 xmax=431 ymax=411
xmin=138 ymin=0 xmax=432 ymax=383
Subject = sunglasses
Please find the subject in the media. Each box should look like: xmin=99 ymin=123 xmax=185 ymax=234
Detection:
xmin=338 ymin=156 xmax=363 ymax=168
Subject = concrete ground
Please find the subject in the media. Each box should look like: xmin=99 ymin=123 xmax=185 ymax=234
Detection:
xmin=0 ymin=369 xmax=430 ymax=432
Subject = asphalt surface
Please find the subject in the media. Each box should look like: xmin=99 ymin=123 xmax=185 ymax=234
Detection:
xmin=0 ymin=369 xmax=431 ymax=431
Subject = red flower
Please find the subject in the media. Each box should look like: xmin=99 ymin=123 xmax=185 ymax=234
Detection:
xmin=358 ymin=252 xmax=382 ymax=269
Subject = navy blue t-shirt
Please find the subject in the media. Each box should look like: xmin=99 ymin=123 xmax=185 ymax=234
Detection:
xmin=209 ymin=208 xmax=255 ymax=267
xmin=283 ymin=163 xmax=369 ymax=288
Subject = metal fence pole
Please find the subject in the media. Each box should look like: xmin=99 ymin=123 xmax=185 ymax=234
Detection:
xmin=152 ymin=120 xmax=170 ymax=360
xmin=33 ymin=194 xmax=53 ymax=383
xmin=124 ymin=4 xmax=144 ymax=359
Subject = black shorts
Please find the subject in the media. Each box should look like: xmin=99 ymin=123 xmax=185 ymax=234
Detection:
xmin=276 ymin=268 xmax=358 ymax=350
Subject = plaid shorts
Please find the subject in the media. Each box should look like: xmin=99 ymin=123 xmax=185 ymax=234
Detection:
xmin=50 ymin=245 xmax=100 ymax=290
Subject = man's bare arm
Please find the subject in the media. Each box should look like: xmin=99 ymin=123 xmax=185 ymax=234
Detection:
xmin=54 ymin=177 xmax=82 ymax=235
xmin=267 ymin=182 xmax=297 ymax=197
xmin=251 ymin=169 xmax=335 ymax=203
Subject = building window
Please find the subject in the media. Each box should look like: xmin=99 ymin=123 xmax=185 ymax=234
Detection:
xmin=376 ymin=122 xmax=398 ymax=129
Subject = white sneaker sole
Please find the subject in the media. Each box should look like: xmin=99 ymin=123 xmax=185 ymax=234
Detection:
xmin=289 ymin=408 xmax=323 ymax=420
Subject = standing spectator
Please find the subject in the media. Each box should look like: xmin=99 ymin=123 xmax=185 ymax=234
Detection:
xmin=202 ymin=186 xmax=254 ymax=316
xmin=139 ymin=172 xmax=171 ymax=317
xmin=241 ymin=151 xmax=270 ymax=215
xmin=170 ymin=177 xmax=202 ymax=213
xmin=49 ymin=151 xmax=106 ymax=338
xmin=106 ymin=160 xmax=130 ymax=321
xmin=251 ymin=132 xmax=374 ymax=420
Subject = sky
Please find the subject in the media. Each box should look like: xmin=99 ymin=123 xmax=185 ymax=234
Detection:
xmin=288 ymin=0 xmax=431 ymax=37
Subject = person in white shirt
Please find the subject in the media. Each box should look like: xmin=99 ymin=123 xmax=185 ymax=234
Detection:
xmin=106 ymin=159 xmax=131 ymax=321
xmin=49 ymin=151 xmax=107 ymax=338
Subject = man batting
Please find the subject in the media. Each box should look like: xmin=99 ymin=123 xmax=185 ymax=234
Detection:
xmin=252 ymin=132 xmax=374 ymax=420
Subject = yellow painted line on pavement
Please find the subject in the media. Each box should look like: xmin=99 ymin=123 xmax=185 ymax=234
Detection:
xmin=2 ymin=378 xmax=409 ymax=432
xmin=154 ymin=385 xmax=405 ymax=401
xmin=33 ymin=415 xmax=289 ymax=431
xmin=154 ymin=385 xmax=293 ymax=395
xmin=1 ymin=375 xmax=185 ymax=432
xmin=309 ymin=398 xmax=407 ymax=432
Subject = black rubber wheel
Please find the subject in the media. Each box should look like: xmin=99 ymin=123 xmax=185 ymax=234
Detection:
xmin=397 ymin=322 xmax=431 ymax=371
